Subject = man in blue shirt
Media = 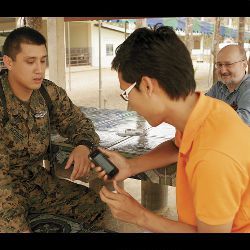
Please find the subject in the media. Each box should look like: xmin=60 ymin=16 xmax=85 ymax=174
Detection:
xmin=205 ymin=44 xmax=250 ymax=125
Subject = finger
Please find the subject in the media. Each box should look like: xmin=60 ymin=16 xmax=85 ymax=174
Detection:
xmin=113 ymin=181 xmax=123 ymax=194
xmin=99 ymin=186 xmax=119 ymax=205
xmin=113 ymin=181 xmax=129 ymax=197
xmin=97 ymin=169 xmax=107 ymax=178
xmin=90 ymin=162 xmax=96 ymax=169
xmin=103 ymin=174 xmax=109 ymax=182
xmin=82 ymin=162 xmax=90 ymax=177
xmin=99 ymin=188 xmax=111 ymax=205
xmin=74 ymin=155 xmax=88 ymax=178
xmin=65 ymin=155 xmax=74 ymax=169
xmin=75 ymin=165 xmax=84 ymax=179
xmin=71 ymin=156 xmax=82 ymax=179
xmin=76 ymin=162 xmax=90 ymax=179
xmin=70 ymin=164 xmax=80 ymax=181
xmin=98 ymin=171 xmax=110 ymax=183
xmin=98 ymin=147 xmax=114 ymax=158
xmin=92 ymin=166 xmax=103 ymax=173
xmin=76 ymin=158 xmax=86 ymax=177
xmin=100 ymin=186 xmax=120 ymax=200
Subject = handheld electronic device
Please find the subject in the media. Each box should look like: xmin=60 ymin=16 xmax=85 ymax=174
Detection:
xmin=89 ymin=149 xmax=119 ymax=178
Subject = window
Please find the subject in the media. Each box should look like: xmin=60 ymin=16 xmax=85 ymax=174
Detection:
xmin=106 ymin=44 xmax=113 ymax=56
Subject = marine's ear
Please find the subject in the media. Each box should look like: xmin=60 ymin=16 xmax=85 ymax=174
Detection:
xmin=3 ymin=55 xmax=13 ymax=71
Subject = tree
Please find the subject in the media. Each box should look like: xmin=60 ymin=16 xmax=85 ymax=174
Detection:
xmin=238 ymin=17 xmax=245 ymax=48
xmin=248 ymin=57 xmax=250 ymax=74
xmin=211 ymin=17 xmax=222 ymax=84
xmin=185 ymin=17 xmax=193 ymax=54
xmin=16 ymin=17 xmax=43 ymax=34
xmin=25 ymin=17 xmax=43 ymax=33
xmin=125 ymin=18 xmax=148 ymax=111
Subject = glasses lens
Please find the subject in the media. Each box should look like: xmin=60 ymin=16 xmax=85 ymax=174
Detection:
xmin=215 ymin=63 xmax=221 ymax=68
xmin=216 ymin=59 xmax=245 ymax=69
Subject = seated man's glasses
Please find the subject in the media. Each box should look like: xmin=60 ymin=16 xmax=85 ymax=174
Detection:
xmin=120 ymin=82 xmax=137 ymax=101
xmin=215 ymin=59 xmax=246 ymax=69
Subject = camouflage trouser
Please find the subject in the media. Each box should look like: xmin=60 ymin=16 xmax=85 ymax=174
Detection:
xmin=0 ymin=164 xmax=107 ymax=233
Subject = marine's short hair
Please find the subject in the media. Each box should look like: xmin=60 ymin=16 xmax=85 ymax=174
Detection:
xmin=112 ymin=25 xmax=196 ymax=100
xmin=3 ymin=26 xmax=47 ymax=60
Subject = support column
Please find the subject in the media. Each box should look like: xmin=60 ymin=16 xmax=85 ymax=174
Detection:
xmin=200 ymin=34 xmax=205 ymax=62
xmin=141 ymin=181 xmax=168 ymax=211
xmin=47 ymin=17 xmax=66 ymax=89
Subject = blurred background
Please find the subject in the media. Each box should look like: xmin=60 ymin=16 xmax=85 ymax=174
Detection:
xmin=1 ymin=17 xmax=250 ymax=110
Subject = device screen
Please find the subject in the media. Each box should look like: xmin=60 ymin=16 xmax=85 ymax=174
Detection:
xmin=93 ymin=153 xmax=115 ymax=173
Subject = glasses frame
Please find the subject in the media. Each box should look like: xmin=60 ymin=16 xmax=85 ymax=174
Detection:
xmin=120 ymin=82 xmax=137 ymax=101
xmin=215 ymin=59 xmax=246 ymax=69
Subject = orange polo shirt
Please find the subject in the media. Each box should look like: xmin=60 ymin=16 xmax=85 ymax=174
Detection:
xmin=174 ymin=92 xmax=250 ymax=232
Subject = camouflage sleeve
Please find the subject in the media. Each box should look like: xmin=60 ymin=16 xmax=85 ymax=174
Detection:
xmin=44 ymin=80 xmax=100 ymax=147
xmin=0 ymin=107 xmax=12 ymax=189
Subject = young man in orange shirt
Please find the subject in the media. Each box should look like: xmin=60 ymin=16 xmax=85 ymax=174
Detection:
xmin=92 ymin=25 xmax=250 ymax=233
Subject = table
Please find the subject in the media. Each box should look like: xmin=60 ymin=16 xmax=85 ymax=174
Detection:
xmin=50 ymin=107 xmax=178 ymax=232
xmin=52 ymin=107 xmax=177 ymax=186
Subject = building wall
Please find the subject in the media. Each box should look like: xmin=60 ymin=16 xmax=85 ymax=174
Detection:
xmin=0 ymin=21 xmax=16 ymax=32
xmin=0 ymin=20 xmax=16 ymax=50
xmin=52 ymin=21 xmax=126 ymax=67
xmin=42 ymin=20 xmax=48 ymax=40
xmin=65 ymin=22 xmax=89 ymax=48
xmin=91 ymin=23 xmax=126 ymax=67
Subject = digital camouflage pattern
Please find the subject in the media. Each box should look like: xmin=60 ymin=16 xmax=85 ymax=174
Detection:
xmin=0 ymin=71 xmax=105 ymax=232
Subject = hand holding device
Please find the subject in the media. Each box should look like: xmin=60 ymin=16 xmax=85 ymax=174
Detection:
xmin=89 ymin=148 xmax=119 ymax=179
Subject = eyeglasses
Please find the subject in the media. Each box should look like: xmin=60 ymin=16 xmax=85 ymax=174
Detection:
xmin=215 ymin=59 xmax=246 ymax=69
xmin=120 ymin=82 xmax=137 ymax=101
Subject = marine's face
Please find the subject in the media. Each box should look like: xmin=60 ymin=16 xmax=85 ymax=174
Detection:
xmin=216 ymin=48 xmax=247 ymax=86
xmin=8 ymin=43 xmax=47 ymax=91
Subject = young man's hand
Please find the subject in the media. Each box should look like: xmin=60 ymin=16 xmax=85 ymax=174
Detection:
xmin=90 ymin=147 xmax=132 ymax=182
xmin=100 ymin=181 xmax=146 ymax=225
xmin=65 ymin=145 xmax=91 ymax=181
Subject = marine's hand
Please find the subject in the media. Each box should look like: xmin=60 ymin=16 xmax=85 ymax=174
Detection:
xmin=99 ymin=181 xmax=146 ymax=225
xmin=65 ymin=145 xmax=91 ymax=181
xmin=91 ymin=147 xmax=132 ymax=182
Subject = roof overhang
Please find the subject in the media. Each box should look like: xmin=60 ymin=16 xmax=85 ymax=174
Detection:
xmin=64 ymin=17 xmax=147 ymax=22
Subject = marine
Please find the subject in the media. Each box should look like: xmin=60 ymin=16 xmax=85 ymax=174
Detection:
xmin=0 ymin=26 xmax=106 ymax=233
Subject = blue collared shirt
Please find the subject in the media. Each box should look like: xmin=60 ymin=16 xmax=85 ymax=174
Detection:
xmin=205 ymin=74 xmax=250 ymax=125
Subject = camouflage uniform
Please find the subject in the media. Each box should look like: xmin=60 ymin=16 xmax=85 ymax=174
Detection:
xmin=0 ymin=71 xmax=106 ymax=232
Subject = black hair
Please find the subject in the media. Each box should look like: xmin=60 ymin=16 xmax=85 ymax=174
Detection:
xmin=111 ymin=25 xmax=196 ymax=100
xmin=2 ymin=26 xmax=47 ymax=60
